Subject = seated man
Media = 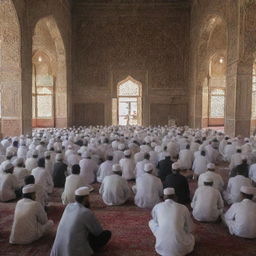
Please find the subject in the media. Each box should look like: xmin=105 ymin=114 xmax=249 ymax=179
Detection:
xmin=97 ymin=154 xmax=114 ymax=183
xmin=191 ymin=177 xmax=224 ymax=222
xmin=198 ymin=163 xmax=224 ymax=192
xmin=164 ymin=162 xmax=191 ymax=205
xmin=149 ymin=187 xmax=195 ymax=256
xmin=13 ymin=158 xmax=30 ymax=188
xmin=224 ymin=186 xmax=256 ymax=239
xmin=51 ymin=187 xmax=111 ymax=256
xmin=99 ymin=164 xmax=130 ymax=206
xmin=9 ymin=184 xmax=53 ymax=244
xmin=0 ymin=162 xmax=18 ymax=202
xmin=53 ymin=154 xmax=67 ymax=188
xmin=133 ymin=163 xmax=163 ymax=208
xmin=157 ymin=152 xmax=173 ymax=182
xmin=62 ymin=164 xmax=87 ymax=205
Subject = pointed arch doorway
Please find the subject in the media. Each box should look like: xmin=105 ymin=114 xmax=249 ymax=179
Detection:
xmin=113 ymin=76 xmax=142 ymax=126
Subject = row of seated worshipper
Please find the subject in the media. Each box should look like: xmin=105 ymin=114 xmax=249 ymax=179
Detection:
xmin=1 ymin=125 xmax=256 ymax=256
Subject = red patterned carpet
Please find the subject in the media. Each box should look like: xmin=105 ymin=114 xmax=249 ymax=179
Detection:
xmin=1 ymin=165 xmax=256 ymax=256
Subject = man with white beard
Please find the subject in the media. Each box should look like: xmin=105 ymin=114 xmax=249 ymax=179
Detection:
xmin=133 ymin=163 xmax=163 ymax=208
xmin=99 ymin=164 xmax=130 ymax=206
xmin=79 ymin=152 xmax=98 ymax=185
xmin=191 ymin=178 xmax=224 ymax=222
xmin=119 ymin=150 xmax=135 ymax=180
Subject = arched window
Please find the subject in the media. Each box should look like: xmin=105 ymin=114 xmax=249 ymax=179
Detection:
xmin=116 ymin=77 xmax=142 ymax=126
xmin=252 ymin=62 xmax=256 ymax=118
xmin=209 ymin=88 xmax=225 ymax=118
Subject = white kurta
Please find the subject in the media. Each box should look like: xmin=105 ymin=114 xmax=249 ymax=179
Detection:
xmin=248 ymin=163 xmax=256 ymax=182
xmin=149 ymin=199 xmax=195 ymax=256
xmin=13 ymin=167 xmax=30 ymax=187
xmin=134 ymin=151 xmax=144 ymax=164
xmin=97 ymin=160 xmax=114 ymax=183
xmin=223 ymin=175 xmax=252 ymax=204
xmin=225 ymin=199 xmax=256 ymax=238
xmin=179 ymin=149 xmax=193 ymax=170
xmin=119 ymin=158 xmax=135 ymax=180
xmin=229 ymin=153 xmax=242 ymax=170
xmin=134 ymin=173 xmax=163 ymax=208
xmin=99 ymin=174 xmax=130 ymax=205
xmin=135 ymin=159 xmax=150 ymax=178
xmin=0 ymin=173 xmax=18 ymax=201
xmin=25 ymin=158 xmax=38 ymax=172
xmin=17 ymin=146 xmax=28 ymax=161
xmin=9 ymin=198 xmax=53 ymax=244
xmin=192 ymin=154 xmax=208 ymax=175
xmin=198 ymin=171 xmax=224 ymax=192
xmin=62 ymin=174 xmax=86 ymax=205
xmin=191 ymin=186 xmax=224 ymax=222
xmin=224 ymin=144 xmax=236 ymax=162
xmin=79 ymin=158 xmax=98 ymax=185
xmin=32 ymin=167 xmax=54 ymax=194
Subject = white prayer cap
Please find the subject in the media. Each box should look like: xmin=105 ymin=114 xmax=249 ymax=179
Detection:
xmin=172 ymin=162 xmax=180 ymax=170
xmin=2 ymin=162 xmax=14 ymax=172
xmin=118 ymin=144 xmax=125 ymax=151
xmin=227 ymin=139 xmax=232 ymax=143
xmin=124 ymin=150 xmax=131 ymax=156
xmin=163 ymin=187 xmax=175 ymax=195
xmin=154 ymin=145 xmax=162 ymax=153
xmin=240 ymin=186 xmax=256 ymax=195
xmin=75 ymin=186 xmax=90 ymax=196
xmin=82 ymin=151 xmax=90 ymax=158
xmin=207 ymin=163 xmax=215 ymax=170
xmin=32 ymin=150 xmax=38 ymax=156
xmin=22 ymin=184 xmax=36 ymax=194
xmin=244 ymin=137 xmax=250 ymax=142
xmin=44 ymin=151 xmax=51 ymax=157
xmin=144 ymin=163 xmax=154 ymax=172
xmin=6 ymin=151 xmax=13 ymax=158
xmin=241 ymin=155 xmax=247 ymax=160
xmin=144 ymin=136 xmax=151 ymax=143
xmin=55 ymin=153 xmax=63 ymax=161
xmin=68 ymin=145 xmax=73 ymax=149
xmin=204 ymin=177 xmax=213 ymax=183
xmin=151 ymin=142 xmax=157 ymax=148
xmin=236 ymin=146 xmax=242 ymax=150
xmin=112 ymin=164 xmax=122 ymax=173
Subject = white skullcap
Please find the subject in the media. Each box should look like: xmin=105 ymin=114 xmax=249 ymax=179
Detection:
xmin=151 ymin=142 xmax=157 ymax=148
xmin=240 ymin=186 xmax=256 ymax=195
xmin=2 ymin=162 xmax=14 ymax=172
xmin=82 ymin=151 xmax=91 ymax=158
xmin=227 ymin=139 xmax=232 ymax=143
xmin=124 ymin=150 xmax=131 ymax=156
xmin=68 ymin=145 xmax=73 ymax=149
xmin=75 ymin=186 xmax=90 ymax=196
xmin=236 ymin=146 xmax=242 ymax=150
xmin=144 ymin=136 xmax=151 ymax=143
xmin=118 ymin=144 xmax=125 ymax=151
xmin=154 ymin=146 xmax=162 ymax=153
xmin=241 ymin=155 xmax=247 ymax=160
xmin=204 ymin=177 xmax=213 ymax=183
xmin=163 ymin=187 xmax=175 ymax=195
xmin=32 ymin=150 xmax=38 ymax=156
xmin=172 ymin=162 xmax=180 ymax=170
xmin=112 ymin=164 xmax=122 ymax=172
xmin=207 ymin=163 xmax=215 ymax=169
xmin=55 ymin=153 xmax=63 ymax=161
xmin=244 ymin=138 xmax=250 ymax=142
xmin=44 ymin=151 xmax=51 ymax=157
xmin=22 ymin=184 xmax=36 ymax=194
xmin=144 ymin=163 xmax=154 ymax=172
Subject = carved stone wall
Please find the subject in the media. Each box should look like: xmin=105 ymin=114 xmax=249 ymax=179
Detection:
xmin=72 ymin=1 xmax=190 ymax=126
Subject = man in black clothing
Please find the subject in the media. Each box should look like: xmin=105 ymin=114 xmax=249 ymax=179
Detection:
xmin=164 ymin=162 xmax=190 ymax=205
xmin=53 ymin=154 xmax=67 ymax=188
xmin=157 ymin=153 xmax=173 ymax=182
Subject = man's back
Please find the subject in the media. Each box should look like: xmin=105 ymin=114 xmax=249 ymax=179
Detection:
xmin=0 ymin=173 xmax=17 ymax=201
xmin=149 ymin=199 xmax=195 ymax=256
xmin=164 ymin=173 xmax=190 ymax=204
xmin=51 ymin=202 xmax=102 ymax=256
xmin=157 ymin=157 xmax=172 ymax=182
xmin=198 ymin=171 xmax=224 ymax=191
xmin=79 ymin=159 xmax=98 ymax=184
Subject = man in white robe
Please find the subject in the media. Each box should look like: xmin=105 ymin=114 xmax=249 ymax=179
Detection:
xmin=178 ymin=144 xmax=193 ymax=170
xmin=224 ymin=186 xmax=256 ymax=238
xmin=99 ymin=164 xmax=130 ymax=206
xmin=229 ymin=148 xmax=243 ymax=170
xmin=97 ymin=154 xmax=114 ymax=183
xmin=32 ymin=158 xmax=54 ymax=194
xmin=119 ymin=150 xmax=135 ymax=180
xmin=62 ymin=164 xmax=87 ymax=205
xmin=135 ymin=153 xmax=151 ymax=178
xmin=13 ymin=158 xmax=30 ymax=188
xmin=149 ymin=187 xmax=195 ymax=256
xmin=79 ymin=152 xmax=98 ymax=185
xmin=191 ymin=178 xmax=224 ymax=222
xmin=9 ymin=184 xmax=53 ymax=244
xmin=25 ymin=150 xmax=38 ymax=172
xmin=192 ymin=150 xmax=208 ymax=179
xmin=248 ymin=157 xmax=256 ymax=184
xmin=133 ymin=163 xmax=163 ymax=208
xmin=50 ymin=186 xmax=111 ymax=256
xmin=223 ymin=169 xmax=253 ymax=205
xmin=0 ymin=162 xmax=18 ymax=201
xmin=224 ymin=140 xmax=236 ymax=162
xmin=198 ymin=163 xmax=224 ymax=192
